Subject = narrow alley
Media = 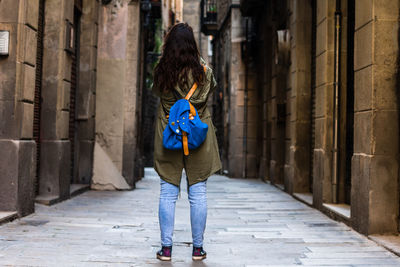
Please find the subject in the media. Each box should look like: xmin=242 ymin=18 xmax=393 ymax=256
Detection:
xmin=1 ymin=168 xmax=399 ymax=266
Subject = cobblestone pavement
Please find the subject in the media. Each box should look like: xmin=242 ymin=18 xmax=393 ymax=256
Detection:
xmin=1 ymin=168 xmax=400 ymax=266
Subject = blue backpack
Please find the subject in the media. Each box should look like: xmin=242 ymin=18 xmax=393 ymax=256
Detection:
xmin=162 ymin=67 xmax=208 ymax=156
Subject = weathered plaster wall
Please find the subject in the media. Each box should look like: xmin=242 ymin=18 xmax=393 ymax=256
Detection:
xmin=96 ymin=2 xmax=127 ymax=172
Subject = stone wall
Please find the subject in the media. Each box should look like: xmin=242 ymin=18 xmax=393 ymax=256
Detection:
xmin=311 ymin=0 xmax=336 ymax=208
xmin=286 ymin=1 xmax=312 ymax=194
xmin=35 ymin=0 xmax=101 ymax=204
xmin=0 ymin=0 xmax=145 ymax=218
xmin=255 ymin=4 xmax=272 ymax=181
xmin=213 ymin=15 xmax=232 ymax=172
xmin=74 ymin=0 xmax=100 ymax=184
xmin=0 ymin=0 xmax=101 ymax=214
xmin=351 ymin=0 xmax=399 ymax=234
xmin=232 ymin=0 xmax=400 ymax=235
xmin=0 ymin=0 xmax=39 ymax=216
xmin=38 ymin=0 xmax=74 ymax=201
xmin=214 ymin=2 xmax=259 ymax=178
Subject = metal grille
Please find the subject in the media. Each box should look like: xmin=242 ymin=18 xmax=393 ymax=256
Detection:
xmin=309 ymin=0 xmax=317 ymax=193
xmin=203 ymin=0 xmax=217 ymax=14
xmin=69 ymin=7 xmax=81 ymax=183
xmin=33 ymin=0 xmax=45 ymax=196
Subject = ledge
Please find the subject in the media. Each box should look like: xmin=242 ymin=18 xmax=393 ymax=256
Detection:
xmin=35 ymin=194 xmax=61 ymax=206
xmin=0 ymin=211 xmax=18 ymax=225
xmin=369 ymin=234 xmax=400 ymax=257
xmin=35 ymin=184 xmax=90 ymax=205
xmin=293 ymin=192 xmax=313 ymax=206
xmin=275 ymin=183 xmax=285 ymax=191
xmin=323 ymin=203 xmax=351 ymax=220
xmin=70 ymin=183 xmax=90 ymax=197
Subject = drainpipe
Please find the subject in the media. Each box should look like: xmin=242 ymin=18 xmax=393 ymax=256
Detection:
xmin=243 ymin=18 xmax=249 ymax=179
xmin=332 ymin=0 xmax=342 ymax=204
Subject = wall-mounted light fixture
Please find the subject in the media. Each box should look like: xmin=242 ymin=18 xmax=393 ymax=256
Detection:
xmin=65 ymin=22 xmax=75 ymax=54
xmin=0 ymin=30 xmax=10 ymax=56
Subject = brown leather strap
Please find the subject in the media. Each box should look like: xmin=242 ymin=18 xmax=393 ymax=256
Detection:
xmin=189 ymin=102 xmax=196 ymax=118
xmin=182 ymin=65 xmax=207 ymax=156
xmin=184 ymin=65 xmax=207 ymax=101
xmin=182 ymin=132 xmax=189 ymax=156
xmin=184 ymin=83 xmax=198 ymax=100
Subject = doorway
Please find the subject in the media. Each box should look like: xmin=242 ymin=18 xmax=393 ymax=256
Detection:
xmin=140 ymin=2 xmax=162 ymax=167
xmin=341 ymin=0 xmax=355 ymax=205
xmin=329 ymin=0 xmax=354 ymax=209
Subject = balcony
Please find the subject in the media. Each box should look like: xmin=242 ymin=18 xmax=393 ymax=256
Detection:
xmin=200 ymin=0 xmax=217 ymax=36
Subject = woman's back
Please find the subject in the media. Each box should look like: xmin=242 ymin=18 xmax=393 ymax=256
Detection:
xmin=151 ymin=23 xmax=221 ymax=188
xmin=153 ymin=22 xmax=221 ymax=262
xmin=153 ymin=58 xmax=217 ymax=121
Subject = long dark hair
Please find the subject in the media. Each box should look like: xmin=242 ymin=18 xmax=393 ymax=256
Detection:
xmin=154 ymin=23 xmax=205 ymax=93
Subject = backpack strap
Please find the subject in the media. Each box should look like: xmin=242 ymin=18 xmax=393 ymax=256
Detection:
xmin=182 ymin=65 xmax=207 ymax=156
xmin=184 ymin=65 xmax=207 ymax=100
xmin=182 ymin=133 xmax=189 ymax=156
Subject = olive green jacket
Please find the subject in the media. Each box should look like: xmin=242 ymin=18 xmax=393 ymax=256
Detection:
xmin=152 ymin=63 xmax=222 ymax=187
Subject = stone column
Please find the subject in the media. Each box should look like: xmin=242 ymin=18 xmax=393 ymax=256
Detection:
xmin=351 ymin=0 xmax=399 ymax=234
xmin=257 ymin=9 xmax=273 ymax=181
xmin=175 ymin=0 xmax=183 ymax=23
xmin=0 ymin=0 xmax=38 ymax=216
xmin=269 ymin=4 xmax=288 ymax=186
xmin=37 ymin=0 xmax=75 ymax=202
xmin=286 ymin=0 xmax=312 ymax=194
xmin=93 ymin=0 xmax=141 ymax=190
xmin=312 ymin=0 xmax=336 ymax=208
xmin=183 ymin=0 xmax=209 ymax=61
xmin=122 ymin=1 xmax=141 ymax=184
xmin=228 ymin=7 xmax=259 ymax=178
xmin=74 ymin=0 xmax=100 ymax=184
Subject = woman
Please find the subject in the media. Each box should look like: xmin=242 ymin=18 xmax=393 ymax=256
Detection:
xmin=152 ymin=23 xmax=222 ymax=261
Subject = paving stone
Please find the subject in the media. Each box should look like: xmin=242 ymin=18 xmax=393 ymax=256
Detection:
xmin=0 ymin=168 xmax=399 ymax=266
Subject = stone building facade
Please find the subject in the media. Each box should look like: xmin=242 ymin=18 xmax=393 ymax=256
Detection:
xmin=0 ymin=0 xmax=149 ymax=221
xmin=210 ymin=0 xmax=400 ymax=235
xmin=161 ymin=0 xmax=182 ymax=32
xmin=94 ymin=0 xmax=143 ymax=189
xmin=211 ymin=0 xmax=259 ymax=178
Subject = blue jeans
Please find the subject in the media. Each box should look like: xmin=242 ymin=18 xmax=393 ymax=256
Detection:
xmin=158 ymin=178 xmax=207 ymax=247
